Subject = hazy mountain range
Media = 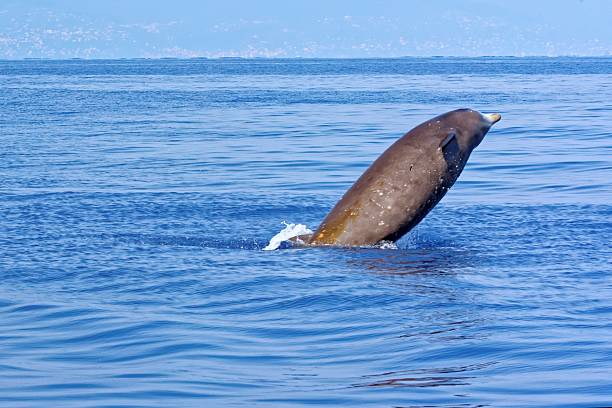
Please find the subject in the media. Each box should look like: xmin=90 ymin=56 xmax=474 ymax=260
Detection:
xmin=1 ymin=0 xmax=611 ymax=59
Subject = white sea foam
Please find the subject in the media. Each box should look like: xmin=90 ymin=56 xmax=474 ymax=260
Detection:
xmin=263 ymin=222 xmax=313 ymax=251
xmin=377 ymin=241 xmax=398 ymax=250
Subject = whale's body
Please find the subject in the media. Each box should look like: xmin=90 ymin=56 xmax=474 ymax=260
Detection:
xmin=307 ymin=109 xmax=501 ymax=247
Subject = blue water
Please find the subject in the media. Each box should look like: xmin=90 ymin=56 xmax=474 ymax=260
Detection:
xmin=1 ymin=57 xmax=611 ymax=407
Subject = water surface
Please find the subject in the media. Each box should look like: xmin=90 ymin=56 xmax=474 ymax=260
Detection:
xmin=1 ymin=57 xmax=611 ymax=407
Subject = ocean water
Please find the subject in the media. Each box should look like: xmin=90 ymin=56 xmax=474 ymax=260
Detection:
xmin=1 ymin=57 xmax=611 ymax=407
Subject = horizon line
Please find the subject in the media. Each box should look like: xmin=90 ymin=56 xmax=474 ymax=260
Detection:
xmin=3 ymin=55 xmax=612 ymax=62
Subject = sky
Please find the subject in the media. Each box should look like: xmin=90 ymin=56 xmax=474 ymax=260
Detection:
xmin=1 ymin=0 xmax=611 ymax=59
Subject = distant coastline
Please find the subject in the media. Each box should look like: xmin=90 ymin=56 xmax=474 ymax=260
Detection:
xmin=8 ymin=55 xmax=612 ymax=62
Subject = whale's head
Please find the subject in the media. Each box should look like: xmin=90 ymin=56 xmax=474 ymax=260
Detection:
xmin=442 ymin=108 xmax=501 ymax=152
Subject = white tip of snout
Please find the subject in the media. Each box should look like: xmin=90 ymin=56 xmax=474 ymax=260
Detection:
xmin=483 ymin=113 xmax=502 ymax=125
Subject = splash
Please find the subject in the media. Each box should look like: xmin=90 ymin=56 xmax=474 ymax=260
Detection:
xmin=377 ymin=241 xmax=398 ymax=250
xmin=263 ymin=222 xmax=313 ymax=251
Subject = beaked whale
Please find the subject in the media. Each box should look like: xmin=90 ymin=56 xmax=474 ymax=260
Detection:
xmin=304 ymin=109 xmax=501 ymax=247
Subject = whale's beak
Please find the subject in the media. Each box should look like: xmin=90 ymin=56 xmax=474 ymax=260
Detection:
xmin=483 ymin=113 xmax=502 ymax=125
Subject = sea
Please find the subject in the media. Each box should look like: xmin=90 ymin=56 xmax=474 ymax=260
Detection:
xmin=0 ymin=57 xmax=611 ymax=407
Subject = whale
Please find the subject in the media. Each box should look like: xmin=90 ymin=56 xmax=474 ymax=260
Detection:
xmin=304 ymin=108 xmax=501 ymax=247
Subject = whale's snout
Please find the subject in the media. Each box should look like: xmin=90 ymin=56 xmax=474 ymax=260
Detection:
xmin=483 ymin=113 xmax=502 ymax=125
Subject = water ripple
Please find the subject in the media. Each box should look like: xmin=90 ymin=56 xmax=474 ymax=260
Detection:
xmin=1 ymin=58 xmax=611 ymax=407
